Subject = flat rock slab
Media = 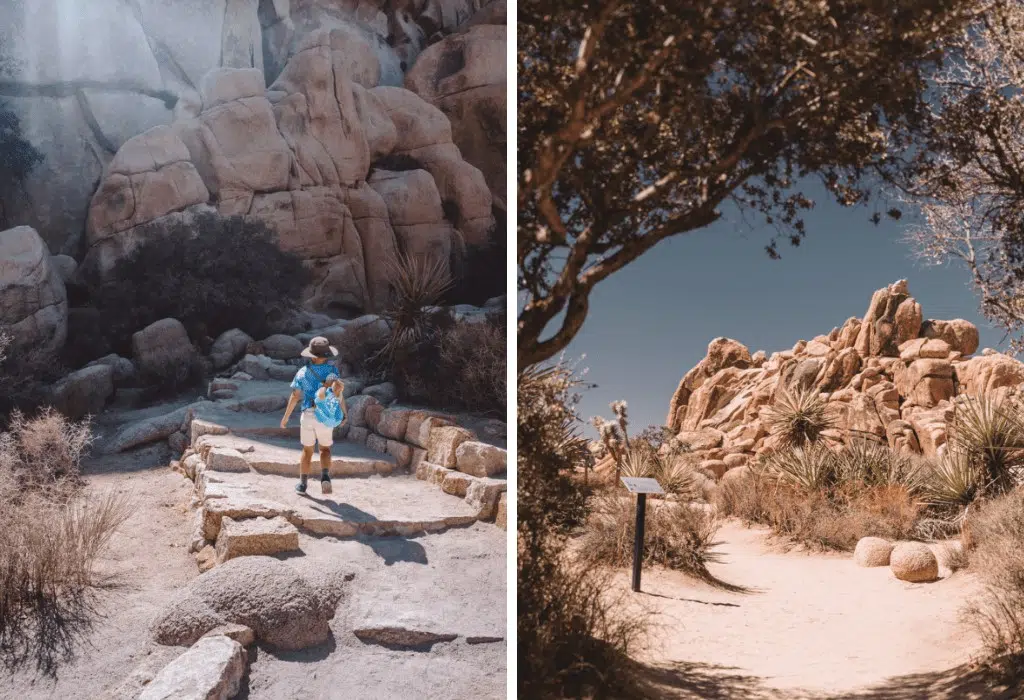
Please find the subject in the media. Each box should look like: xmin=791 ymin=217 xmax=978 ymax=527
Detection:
xmin=353 ymin=627 xmax=457 ymax=652
xmin=200 ymin=472 xmax=479 ymax=541
xmin=138 ymin=634 xmax=245 ymax=700
xmin=215 ymin=515 xmax=300 ymax=563
xmin=191 ymin=403 xmax=299 ymax=441
xmin=196 ymin=433 xmax=394 ymax=477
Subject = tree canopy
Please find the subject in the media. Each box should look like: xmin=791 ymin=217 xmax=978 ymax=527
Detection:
xmin=518 ymin=0 xmax=984 ymax=368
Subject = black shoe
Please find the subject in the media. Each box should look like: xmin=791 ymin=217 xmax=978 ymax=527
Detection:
xmin=295 ymin=480 xmax=308 ymax=494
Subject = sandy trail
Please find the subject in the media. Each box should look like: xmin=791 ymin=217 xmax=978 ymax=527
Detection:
xmin=623 ymin=520 xmax=1015 ymax=699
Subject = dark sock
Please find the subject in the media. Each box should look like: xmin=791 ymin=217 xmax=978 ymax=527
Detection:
xmin=300 ymin=474 xmax=309 ymax=485
xmin=321 ymin=468 xmax=330 ymax=481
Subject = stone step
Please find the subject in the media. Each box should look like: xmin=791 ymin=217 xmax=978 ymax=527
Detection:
xmin=138 ymin=634 xmax=245 ymax=700
xmin=196 ymin=471 xmax=480 ymax=543
xmin=194 ymin=432 xmax=395 ymax=477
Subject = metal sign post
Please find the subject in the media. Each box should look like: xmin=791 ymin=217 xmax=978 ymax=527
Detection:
xmin=620 ymin=477 xmax=665 ymax=593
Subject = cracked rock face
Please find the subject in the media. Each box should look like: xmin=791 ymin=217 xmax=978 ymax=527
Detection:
xmin=152 ymin=555 xmax=351 ymax=650
xmin=0 ymin=226 xmax=67 ymax=354
xmin=659 ymin=281 xmax=1024 ymax=476
xmin=0 ymin=0 xmax=505 ymax=287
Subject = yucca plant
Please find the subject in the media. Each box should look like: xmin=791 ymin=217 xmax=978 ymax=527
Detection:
xmin=764 ymin=443 xmax=837 ymax=491
xmin=956 ymin=394 xmax=1024 ymax=496
xmin=919 ymin=450 xmax=982 ymax=516
xmin=377 ymin=252 xmax=453 ymax=366
xmin=763 ymin=387 xmax=836 ymax=448
xmin=833 ymin=438 xmax=922 ymax=492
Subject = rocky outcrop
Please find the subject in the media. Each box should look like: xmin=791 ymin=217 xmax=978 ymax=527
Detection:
xmin=405 ymin=20 xmax=506 ymax=201
xmin=0 ymin=226 xmax=68 ymax=354
xmin=0 ymin=0 xmax=504 ymax=264
xmin=81 ymin=33 xmax=494 ymax=314
xmin=664 ymin=281 xmax=1024 ymax=480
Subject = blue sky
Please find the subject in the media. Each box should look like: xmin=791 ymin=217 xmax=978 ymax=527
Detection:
xmin=559 ymin=187 xmax=1005 ymax=436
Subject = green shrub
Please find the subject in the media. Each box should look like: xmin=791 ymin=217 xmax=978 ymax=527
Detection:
xmin=90 ymin=213 xmax=310 ymax=355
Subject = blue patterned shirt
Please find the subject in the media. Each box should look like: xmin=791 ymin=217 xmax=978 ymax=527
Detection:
xmin=291 ymin=362 xmax=337 ymax=410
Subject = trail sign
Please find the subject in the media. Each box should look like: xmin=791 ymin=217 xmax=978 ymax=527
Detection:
xmin=620 ymin=476 xmax=665 ymax=592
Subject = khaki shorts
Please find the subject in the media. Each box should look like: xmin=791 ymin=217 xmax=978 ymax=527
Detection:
xmin=300 ymin=408 xmax=333 ymax=448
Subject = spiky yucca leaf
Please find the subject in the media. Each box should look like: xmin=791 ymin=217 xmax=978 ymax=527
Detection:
xmin=765 ymin=443 xmax=837 ymax=491
xmin=619 ymin=449 xmax=654 ymax=479
xmin=833 ymin=439 xmax=922 ymax=491
xmin=377 ymin=252 xmax=453 ymax=365
xmin=956 ymin=394 xmax=1024 ymax=494
xmin=762 ymin=387 xmax=835 ymax=447
xmin=920 ymin=450 xmax=982 ymax=509
xmin=657 ymin=456 xmax=699 ymax=497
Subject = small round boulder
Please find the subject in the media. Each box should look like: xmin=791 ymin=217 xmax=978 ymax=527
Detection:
xmin=890 ymin=542 xmax=939 ymax=582
xmin=854 ymin=537 xmax=893 ymax=567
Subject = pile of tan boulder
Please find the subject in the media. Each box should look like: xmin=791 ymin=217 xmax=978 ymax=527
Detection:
xmin=661 ymin=280 xmax=1024 ymax=482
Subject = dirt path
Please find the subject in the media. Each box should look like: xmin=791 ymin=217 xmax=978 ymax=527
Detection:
xmin=623 ymin=520 xmax=1015 ymax=699
xmin=0 ymin=431 xmax=506 ymax=699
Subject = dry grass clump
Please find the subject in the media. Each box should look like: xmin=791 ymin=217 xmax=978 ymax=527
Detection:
xmin=716 ymin=451 xmax=922 ymax=551
xmin=0 ymin=408 xmax=91 ymax=496
xmin=580 ymin=496 xmax=726 ymax=586
xmin=0 ymin=410 xmax=132 ymax=672
xmin=519 ymin=544 xmax=650 ymax=699
xmin=961 ymin=487 xmax=1024 ymax=673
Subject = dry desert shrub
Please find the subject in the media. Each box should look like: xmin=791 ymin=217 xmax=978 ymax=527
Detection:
xmin=0 ymin=411 xmax=132 ymax=672
xmin=0 ymin=408 xmax=91 ymax=496
xmin=961 ymin=487 xmax=1024 ymax=674
xmin=716 ymin=457 xmax=922 ymax=551
xmin=518 ymin=546 xmax=650 ymax=699
xmin=580 ymin=496 xmax=730 ymax=587
xmin=519 ymin=363 xmax=650 ymax=698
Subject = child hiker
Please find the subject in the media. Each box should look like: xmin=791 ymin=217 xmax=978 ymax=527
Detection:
xmin=280 ymin=336 xmax=348 ymax=494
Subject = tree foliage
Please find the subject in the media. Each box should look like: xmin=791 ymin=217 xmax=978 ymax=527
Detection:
xmin=901 ymin=1 xmax=1024 ymax=352
xmin=517 ymin=0 xmax=982 ymax=367
xmin=0 ymin=39 xmax=42 ymax=228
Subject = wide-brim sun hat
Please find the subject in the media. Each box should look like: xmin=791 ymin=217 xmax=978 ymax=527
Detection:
xmin=301 ymin=336 xmax=339 ymax=359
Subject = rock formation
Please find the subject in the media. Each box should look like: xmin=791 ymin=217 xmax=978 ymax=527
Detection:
xmin=0 ymin=0 xmax=505 ymax=315
xmin=664 ymin=281 xmax=1024 ymax=477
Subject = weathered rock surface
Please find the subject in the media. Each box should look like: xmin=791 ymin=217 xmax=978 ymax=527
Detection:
xmin=132 ymin=318 xmax=198 ymax=380
xmin=853 ymin=537 xmax=893 ymax=567
xmin=0 ymin=226 xmax=68 ymax=354
xmin=51 ymin=364 xmax=114 ymax=420
xmin=455 ymin=440 xmax=506 ymax=477
xmin=214 ymin=515 xmax=300 ymax=563
xmin=661 ymin=281 xmax=1024 ymax=468
xmin=152 ymin=555 xmax=348 ymax=650
xmin=890 ymin=542 xmax=939 ymax=583
xmin=3 ymin=0 xmax=504 ymax=267
xmin=138 ymin=634 xmax=245 ymax=700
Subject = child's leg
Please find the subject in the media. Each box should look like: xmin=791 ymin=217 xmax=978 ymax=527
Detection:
xmin=319 ymin=446 xmax=333 ymax=493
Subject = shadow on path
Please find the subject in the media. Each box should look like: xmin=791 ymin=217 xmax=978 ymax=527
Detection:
xmin=304 ymin=495 xmax=378 ymax=523
xmin=642 ymin=592 xmax=741 ymax=608
xmin=363 ymin=537 xmax=429 ymax=566
xmin=630 ymin=659 xmax=1024 ymax=700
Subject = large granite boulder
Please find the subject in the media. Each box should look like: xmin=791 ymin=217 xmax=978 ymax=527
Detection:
xmin=0 ymin=226 xmax=68 ymax=354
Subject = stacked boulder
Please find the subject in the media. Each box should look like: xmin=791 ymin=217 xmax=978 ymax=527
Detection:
xmin=82 ymin=31 xmax=496 ymax=316
xmin=664 ymin=280 xmax=1024 ymax=480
